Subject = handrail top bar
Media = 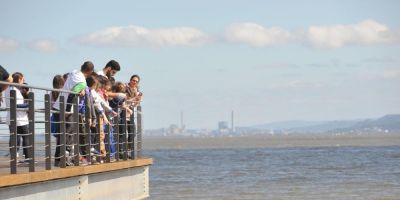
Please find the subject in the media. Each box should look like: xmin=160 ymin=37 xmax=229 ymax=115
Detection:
xmin=0 ymin=81 xmax=79 ymax=94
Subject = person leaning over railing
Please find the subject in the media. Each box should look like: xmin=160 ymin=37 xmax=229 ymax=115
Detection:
xmin=74 ymin=75 xmax=97 ymax=165
xmin=125 ymin=74 xmax=142 ymax=155
xmin=4 ymin=72 xmax=31 ymax=163
xmin=52 ymin=61 xmax=94 ymax=167
xmin=90 ymin=75 xmax=117 ymax=162
xmin=110 ymin=82 xmax=133 ymax=159
xmin=126 ymin=74 xmax=143 ymax=107
xmin=50 ymin=75 xmax=65 ymax=108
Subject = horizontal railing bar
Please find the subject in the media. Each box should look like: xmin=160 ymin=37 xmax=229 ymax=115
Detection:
xmin=0 ymin=81 xmax=79 ymax=94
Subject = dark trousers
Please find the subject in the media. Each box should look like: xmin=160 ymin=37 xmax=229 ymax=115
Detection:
xmin=127 ymin=120 xmax=136 ymax=152
xmin=54 ymin=113 xmax=74 ymax=162
xmin=9 ymin=125 xmax=30 ymax=159
xmin=78 ymin=114 xmax=88 ymax=157
xmin=118 ymin=120 xmax=127 ymax=158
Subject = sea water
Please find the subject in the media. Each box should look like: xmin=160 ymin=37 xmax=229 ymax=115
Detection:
xmin=146 ymin=146 xmax=400 ymax=199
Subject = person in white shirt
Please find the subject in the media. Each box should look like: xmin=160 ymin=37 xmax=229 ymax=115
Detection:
xmin=97 ymin=60 xmax=120 ymax=79
xmin=5 ymin=72 xmax=31 ymax=162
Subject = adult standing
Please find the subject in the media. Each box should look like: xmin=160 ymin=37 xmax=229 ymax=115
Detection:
xmin=125 ymin=74 xmax=142 ymax=157
xmin=5 ymin=72 xmax=31 ymax=162
xmin=97 ymin=60 xmax=120 ymax=80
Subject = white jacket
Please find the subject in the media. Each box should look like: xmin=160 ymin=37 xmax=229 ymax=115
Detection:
xmin=4 ymin=86 xmax=29 ymax=126
xmin=53 ymin=70 xmax=86 ymax=111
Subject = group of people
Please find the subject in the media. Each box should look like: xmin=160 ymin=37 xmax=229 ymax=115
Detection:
xmin=0 ymin=61 xmax=143 ymax=166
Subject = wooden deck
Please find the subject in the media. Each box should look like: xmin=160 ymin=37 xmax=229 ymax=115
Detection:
xmin=0 ymin=157 xmax=152 ymax=187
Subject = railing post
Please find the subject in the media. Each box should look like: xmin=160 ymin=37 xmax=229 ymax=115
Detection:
xmin=96 ymin=117 xmax=101 ymax=163
xmin=73 ymin=95 xmax=79 ymax=166
xmin=9 ymin=90 xmax=17 ymax=174
xmin=129 ymin=112 xmax=136 ymax=160
xmin=28 ymin=92 xmax=35 ymax=172
xmin=105 ymin=120 xmax=110 ymax=163
xmin=44 ymin=94 xmax=51 ymax=170
xmin=115 ymin=110 xmax=120 ymax=161
xmin=122 ymin=109 xmax=128 ymax=161
xmin=85 ymin=97 xmax=91 ymax=164
xmin=59 ymin=96 xmax=66 ymax=168
xmin=137 ymin=106 xmax=142 ymax=158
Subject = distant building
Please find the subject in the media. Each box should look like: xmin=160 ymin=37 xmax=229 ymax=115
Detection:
xmin=231 ymin=110 xmax=235 ymax=133
xmin=167 ymin=124 xmax=181 ymax=135
xmin=218 ymin=121 xmax=229 ymax=134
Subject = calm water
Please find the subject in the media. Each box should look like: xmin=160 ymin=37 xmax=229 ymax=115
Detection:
xmin=145 ymin=146 xmax=400 ymax=200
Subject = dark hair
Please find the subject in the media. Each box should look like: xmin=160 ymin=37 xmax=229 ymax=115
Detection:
xmin=105 ymin=60 xmax=120 ymax=71
xmin=21 ymin=83 xmax=30 ymax=99
xmin=51 ymin=75 xmax=65 ymax=102
xmin=63 ymin=73 xmax=69 ymax=81
xmin=130 ymin=74 xmax=140 ymax=82
xmin=97 ymin=75 xmax=110 ymax=87
xmin=112 ymin=82 xmax=126 ymax=93
xmin=81 ymin=61 xmax=94 ymax=73
xmin=12 ymin=72 xmax=23 ymax=83
xmin=86 ymin=75 xmax=98 ymax=88
xmin=52 ymin=75 xmax=64 ymax=89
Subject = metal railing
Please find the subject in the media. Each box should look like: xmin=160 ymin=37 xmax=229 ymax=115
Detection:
xmin=0 ymin=81 xmax=143 ymax=174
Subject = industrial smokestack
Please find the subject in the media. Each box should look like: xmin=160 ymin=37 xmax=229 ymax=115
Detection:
xmin=231 ymin=110 xmax=235 ymax=133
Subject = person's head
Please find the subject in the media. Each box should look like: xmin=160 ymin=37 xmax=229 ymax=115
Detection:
xmin=12 ymin=72 xmax=24 ymax=84
xmin=86 ymin=75 xmax=98 ymax=90
xmin=20 ymin=82 xmax=30 ymax=99
xmin=129 ymin=74 xmax=140 ymax=87
xmin=98 ymin=75 xmax=112 ymax=91
xmin=63 ymin=73 xmax=69 ymax=81
xmin=104 ymin=60 xmax=120 ymax=78
xmin=81 ymin=61 xmax=95 ymax=78
xmin=51 ymin=75 xmax=64 ymax=102
xmin=112 ymin=82 xmax=126 ymax=93
xmin=52 ymin=75 xmax=65 ymax=89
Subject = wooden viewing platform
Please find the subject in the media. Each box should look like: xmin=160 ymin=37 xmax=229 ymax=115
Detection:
xmin=0 ymin=157 xmax=152 ymax=187
xmin=0 ymin=157 xmax=152 ymax=200
xmin=0 ymin=81 xmax=151 ymax=199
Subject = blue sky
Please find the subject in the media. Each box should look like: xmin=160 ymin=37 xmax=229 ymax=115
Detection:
xmin=1 ymin=0 xmax=399 ymax=129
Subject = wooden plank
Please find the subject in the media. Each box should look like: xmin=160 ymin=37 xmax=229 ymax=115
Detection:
xmin=0 ymin=157 xmax=152 ymax=187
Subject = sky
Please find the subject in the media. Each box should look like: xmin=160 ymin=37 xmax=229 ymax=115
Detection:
xmin=1 ymin=0 xmax=399 ymax=129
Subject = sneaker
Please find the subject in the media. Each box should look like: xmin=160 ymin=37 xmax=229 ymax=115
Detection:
xmin=18 ymin=159 xmax=37 ymax=164
xmin=79 ymin=157 xmax=88 ymax=165
xmin=65 ymin=151 xmax=74 ymax=166
xmin=90 ymin=148 xmax=100 ymax=156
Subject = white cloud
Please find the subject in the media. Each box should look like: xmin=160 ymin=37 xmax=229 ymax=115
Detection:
xmin=79 ymin=25 xmax=210 ymax=48
xmin=305 ymin=19 xmax=397 ymax=48
xmin=29 ymin=39 xmax=59 ymax=53
xmin=224 ymin=20 xmax=400 ymax=48
xmin=0 ymin=37 xmax=18 ymax=52
xmin=224 ymin=23 xmax=293 ymax=47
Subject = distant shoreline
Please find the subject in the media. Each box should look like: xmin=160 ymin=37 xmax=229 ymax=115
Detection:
xmin=143 ymin=134 xmax=400 ymax=150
